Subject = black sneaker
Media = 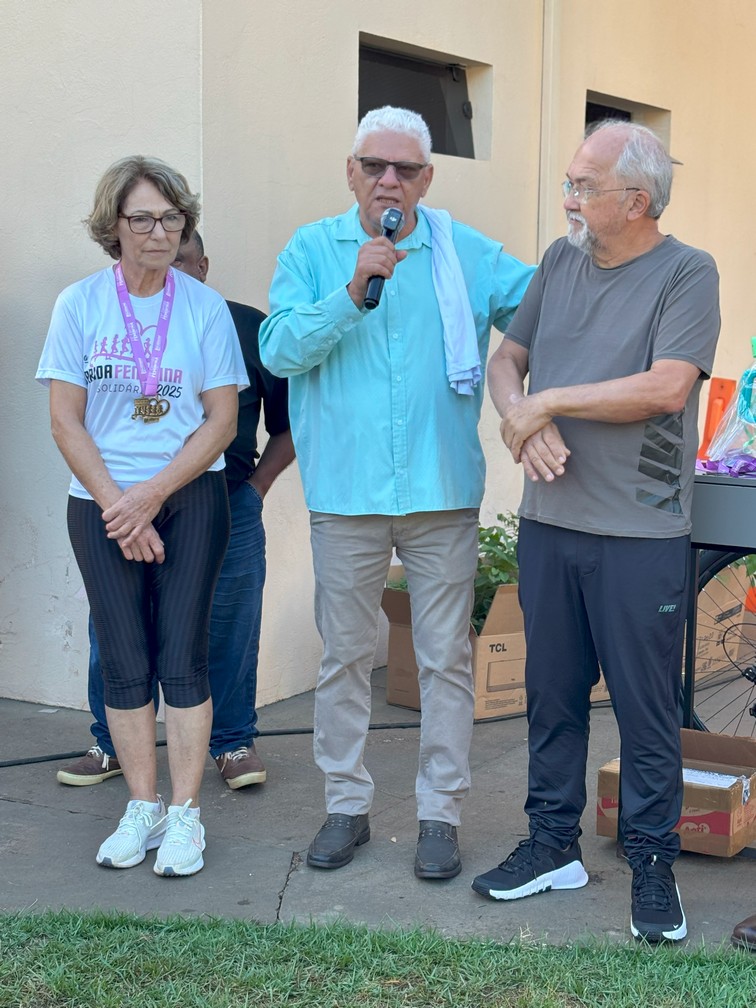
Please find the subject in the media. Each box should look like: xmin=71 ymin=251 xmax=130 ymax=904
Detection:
xmin=630 ymin=855 xmax=687 ymax=942
xmin=472 ymin=837 xmax=588 ymax=901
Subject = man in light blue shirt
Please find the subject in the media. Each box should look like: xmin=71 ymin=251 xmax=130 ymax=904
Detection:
xmin=260 ymin=106 xmax=534 ymax=880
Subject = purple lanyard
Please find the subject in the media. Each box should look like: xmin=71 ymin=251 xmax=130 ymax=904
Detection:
xmin=113 ymin=262 xmax=175 ymax=396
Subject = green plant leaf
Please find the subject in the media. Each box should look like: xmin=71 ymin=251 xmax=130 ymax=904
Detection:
xmin=386 ymin=512 xmax=519 ymax=634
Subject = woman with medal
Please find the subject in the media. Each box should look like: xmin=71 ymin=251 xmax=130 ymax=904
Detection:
xmin=36 ymin=156 xmax=248 ymax=876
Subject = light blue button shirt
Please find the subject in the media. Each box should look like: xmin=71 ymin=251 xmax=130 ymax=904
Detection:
xmin=259 ymin=204 xmax=534 ymax=515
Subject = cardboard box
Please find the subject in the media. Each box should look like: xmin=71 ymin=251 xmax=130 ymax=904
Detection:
xmin=596 ymin=729 xmax=756 ymax=857
xmin=381 ymin=567 xmax=609 ymax=722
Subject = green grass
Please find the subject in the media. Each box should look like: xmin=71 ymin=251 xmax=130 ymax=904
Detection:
xmin=0 ymin=910 xmax=753 ymax=1008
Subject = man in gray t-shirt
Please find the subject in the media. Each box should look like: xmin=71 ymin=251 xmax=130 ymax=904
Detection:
xmin=472 ymin=121 xmax=720 ymax=945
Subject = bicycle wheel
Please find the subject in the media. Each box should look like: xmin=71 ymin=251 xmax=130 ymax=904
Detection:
xmin=689 ymin=548 xmax=756 ymax=737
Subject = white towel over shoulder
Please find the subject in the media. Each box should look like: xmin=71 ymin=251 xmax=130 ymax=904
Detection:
xmin=422 ymin=206 xmax=481 ymax=396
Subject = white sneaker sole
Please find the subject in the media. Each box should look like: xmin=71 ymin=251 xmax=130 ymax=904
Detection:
xmin=483 ymin=860 xmax=589 ymax=900
xmin=630 ymin=915 xmax=687 ymax=942
xmin=154 ymin=850 xmax=205 ymax=877
xmin=225 ymin=768 xmax=267 ymax=789
xmin=96 ymin=833 xmax=164 ymax=869
xmin=58 ymin=767 xmax=124 ymax=786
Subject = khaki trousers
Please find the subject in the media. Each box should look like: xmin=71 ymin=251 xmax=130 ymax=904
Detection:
xmin=309 ymin=509 xmax=479 ymax=824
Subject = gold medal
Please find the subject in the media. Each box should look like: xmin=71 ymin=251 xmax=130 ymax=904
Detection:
xmin=132 ymin=396 xmax=171 ymax=424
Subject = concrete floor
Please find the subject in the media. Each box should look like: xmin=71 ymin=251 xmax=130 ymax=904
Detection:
xmin=0 ymin=671 xmax=752 ymax=947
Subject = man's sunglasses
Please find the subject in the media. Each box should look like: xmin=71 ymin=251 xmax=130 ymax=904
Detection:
xmin=353 ymin=156 xmax=428 ymax=181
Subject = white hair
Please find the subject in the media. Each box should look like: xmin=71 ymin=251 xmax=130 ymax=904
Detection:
xmin=353 ymin=106 xmax=432 ymax=162
xmin=587 ymin=120 xmax=673 ymax=219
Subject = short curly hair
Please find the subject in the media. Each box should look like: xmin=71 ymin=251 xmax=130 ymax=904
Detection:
xmin=86 ymin=155 xmax=201 ymax=260
xmin=353 ymin=106 xmax=432 ymax=163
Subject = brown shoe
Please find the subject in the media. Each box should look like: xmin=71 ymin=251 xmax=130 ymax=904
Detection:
xmin=214 ymin=744 xmax=267 ymax=789
xmin=56 ymin=745 xmax=123 ymax=786
xmin=732 ymin=914 xmax=756 ymax=951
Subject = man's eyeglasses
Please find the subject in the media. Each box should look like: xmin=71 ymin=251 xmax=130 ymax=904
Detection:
xmin=119 ymin=212 xmax=187 ymax=234
xmin=353 ymin=156 xmax=428 ymax=181
xmin=561 ymin=180 xmax=640 ymax=203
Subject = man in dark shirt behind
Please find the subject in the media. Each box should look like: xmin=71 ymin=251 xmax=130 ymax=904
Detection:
xmin=56 ymin=231 xmax=295 ymax=790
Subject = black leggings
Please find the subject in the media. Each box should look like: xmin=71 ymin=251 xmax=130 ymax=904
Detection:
xmin=67 ymin=471 xmax=230 ymax=710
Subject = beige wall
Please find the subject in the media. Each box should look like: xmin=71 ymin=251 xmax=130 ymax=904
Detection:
xmin=2 ymin=1 xmax=205 ymax=713
xmin=2 ymin=0 xmax=754 ymax=717
xmin=539 ymin=0 xmax=756 ymax=380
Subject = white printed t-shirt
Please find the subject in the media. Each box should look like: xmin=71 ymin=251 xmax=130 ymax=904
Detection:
xmin=36 ymin=265 xmax=248 ymax=499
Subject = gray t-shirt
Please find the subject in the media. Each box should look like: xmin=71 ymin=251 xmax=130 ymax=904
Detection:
xmin=506 ymin=235 xmax=720 ymax=537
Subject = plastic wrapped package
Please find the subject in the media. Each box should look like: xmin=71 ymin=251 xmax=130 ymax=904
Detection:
xmin=699 ymin=338 xmax=756 ymax=477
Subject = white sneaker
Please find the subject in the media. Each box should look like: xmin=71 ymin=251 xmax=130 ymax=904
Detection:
xmin=96 ymin=798 xmax=166 ymax=868
xmin=154 ymin=800 xmax=206 ymax=877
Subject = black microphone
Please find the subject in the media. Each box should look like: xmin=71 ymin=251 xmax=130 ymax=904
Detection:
xmin=363 ymin=207 xmax=405 ymax=310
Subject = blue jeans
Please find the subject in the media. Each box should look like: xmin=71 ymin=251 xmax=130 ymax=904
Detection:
xmin=89 ymin=481 xmax=266 ymax=757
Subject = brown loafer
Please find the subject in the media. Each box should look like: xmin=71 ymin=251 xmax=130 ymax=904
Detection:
xmin=732 ymin=914 xmax=756 ymax=951
xmin=307 ymin=813 xmax=370 ymax=869
xmin=414 ymin=820 xmax=461 ymax=879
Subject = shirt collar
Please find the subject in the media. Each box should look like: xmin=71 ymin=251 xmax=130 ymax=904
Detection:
xmin=335 ymin=203 xmax=432 ymax=249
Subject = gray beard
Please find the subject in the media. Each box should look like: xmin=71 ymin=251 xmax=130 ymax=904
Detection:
xmin=566 ymin=217 xmax=596 ymax=256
